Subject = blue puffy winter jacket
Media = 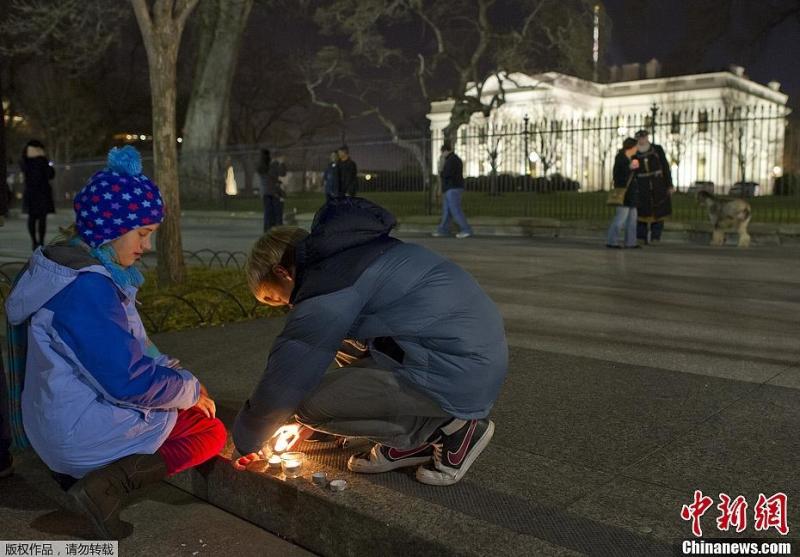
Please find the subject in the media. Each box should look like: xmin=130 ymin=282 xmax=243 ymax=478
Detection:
xmin=5 ymin=245 xmax=200 ymax=478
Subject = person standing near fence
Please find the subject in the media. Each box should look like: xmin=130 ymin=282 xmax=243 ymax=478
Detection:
xmin=632 ymin=129 xmax=673 ymax=244
xmin=267 ymin=154 xmax=287 ymax=229
xmin=322 ymin=151 xmax=339 ymax=200
xmin=336 ymin=145 xmax=358 ymax=197
xmin=258 ymin=149 xmax=287 ymax=232
xmin=606 ymin=137 xmax=641 ymax=249
xmin=20 ymin=140 xmax=55 ymax=250
xmin=433 ymin=142 xmax=473 ymax=239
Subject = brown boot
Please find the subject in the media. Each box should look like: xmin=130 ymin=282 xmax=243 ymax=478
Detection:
xmin=68 ymin=453 xmax=168 ymax=539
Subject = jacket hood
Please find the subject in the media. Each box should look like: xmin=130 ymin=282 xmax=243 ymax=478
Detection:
xmin=5 ymin=244 xmax=110 ymax=325
xmin=291 ymin=197 xmax=401 ymax=304
xmin=297 ymin=196 xmax=396 ymax=267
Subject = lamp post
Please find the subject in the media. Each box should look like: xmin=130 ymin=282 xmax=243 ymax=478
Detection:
xmin=650 ymin=102 xmax=659 ymax=142
xmin=523 ymin=114 xmax=530 ymax=175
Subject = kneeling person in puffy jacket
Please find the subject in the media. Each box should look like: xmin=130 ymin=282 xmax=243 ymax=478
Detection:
xmin=232 ymin=197 xmax=508 ymax=486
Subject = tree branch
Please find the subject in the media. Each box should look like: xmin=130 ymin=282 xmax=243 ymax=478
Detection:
xmin=129 ymin=0 xmax=155 ymax=58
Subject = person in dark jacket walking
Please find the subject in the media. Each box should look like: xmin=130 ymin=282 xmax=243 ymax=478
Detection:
xmin=322 ymin=151 xmax=338 ymax=200
xmin=606 ymin=137 xmax=641 ymax=248
xmin=232 ymin=197 xmax=507 ymax=486
xmin=335 ymin=145 xmax=358 ymax=197
xmin=20 ymin=140 xmax=55 ymax=250
xmin=632 ymin=130 xmax=673 ymax=243
xmin=433 ymin=142 xmax=472 ymax=238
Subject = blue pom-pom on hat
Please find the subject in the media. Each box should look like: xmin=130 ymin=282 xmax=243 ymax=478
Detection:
xmin=106 ymin=145 xmax=143 ymax=176
xmin=73 ymin=146 xmax=164 ymax=248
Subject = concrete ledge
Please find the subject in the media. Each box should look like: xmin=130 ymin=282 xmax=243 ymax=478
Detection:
xmin=165 ymin=438 xmax=671 ymax=557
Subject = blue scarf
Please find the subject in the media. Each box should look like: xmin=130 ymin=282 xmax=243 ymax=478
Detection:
xmin=68 ymin=238 xmax=145 ymax=289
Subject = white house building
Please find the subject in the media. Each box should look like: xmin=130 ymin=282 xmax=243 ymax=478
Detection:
xmin=427 ymin=64 xmax=789 ymax=193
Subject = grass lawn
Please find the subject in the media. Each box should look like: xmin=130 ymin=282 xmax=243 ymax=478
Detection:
xmin=183 ymin=191 xmax=800 ymax=223
xmin=137 ymin=267 xmax=285 ymax=333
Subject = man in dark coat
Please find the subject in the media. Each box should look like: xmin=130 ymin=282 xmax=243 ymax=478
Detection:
xmin=21 ymin=140 xmax=55 ymax=250
xmin=433 ymin=142 xmax=472 ymax=238
xmin=632 ymin=129 xmax=673 ymax=243
xmin=336 ymin=145 xmax=358 ymax=197
xmin=265 ymin=155 xmax=287 ymax=230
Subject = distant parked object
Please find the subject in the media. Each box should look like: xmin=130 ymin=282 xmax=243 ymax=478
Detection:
xmin=729 ymin=182 xmax=759 ymax=198
xmin=686 ymin=181 xmax=715 ymax=194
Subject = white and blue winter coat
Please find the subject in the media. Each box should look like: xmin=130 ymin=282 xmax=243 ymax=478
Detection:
xmin=4 ymin=245 xmax=200 ymax=478
xmin=233 ymin=197 xmax=508 ymax=454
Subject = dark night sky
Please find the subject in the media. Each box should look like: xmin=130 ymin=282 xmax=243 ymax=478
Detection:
xmin=603 ymin=0 xmax=800 ymax=107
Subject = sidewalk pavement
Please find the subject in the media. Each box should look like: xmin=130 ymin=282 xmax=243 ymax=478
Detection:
xmin=150 ymin=237 xmax=799 ymax=556
xmin=0 ymin=450 xmax=315 ymax=557
xmin=173 ymin=209 xmax=800 ymax=244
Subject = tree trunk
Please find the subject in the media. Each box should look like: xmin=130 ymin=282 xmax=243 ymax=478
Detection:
xmin=180 ymin=0 xmax=253 ymax=201
xmin=150 ymin=36 xmax=186 ymax=285
xmin=132 ymin=0 xmax=199 ymax=286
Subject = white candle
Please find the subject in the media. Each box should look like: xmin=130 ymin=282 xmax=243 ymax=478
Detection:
xmin=280 ymin=452 xmax=305 ymax=478
xmin=268 ymin=454 xmax=281 ymax=468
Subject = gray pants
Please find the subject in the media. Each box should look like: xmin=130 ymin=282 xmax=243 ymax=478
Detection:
xmin=295 ymin=342 xmax=451 ymax=449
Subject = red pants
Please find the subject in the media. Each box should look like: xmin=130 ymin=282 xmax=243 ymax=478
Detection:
xmin=158 ymin=408 xmax=227 ymax=475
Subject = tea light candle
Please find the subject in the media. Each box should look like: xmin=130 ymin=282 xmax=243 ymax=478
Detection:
xmin=280 ymin=452 xmax=304 ymax=478
xmin=268 ymin=454 xmax=282 ymax=468
xmin=329 ymin=479 xmax=347 ymax=492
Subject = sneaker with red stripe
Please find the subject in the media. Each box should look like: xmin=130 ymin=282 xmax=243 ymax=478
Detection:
xmin=415 ymin=419 xmax=494 ymax=486
xmin=347 ymin=443 xmax=434 ymax=474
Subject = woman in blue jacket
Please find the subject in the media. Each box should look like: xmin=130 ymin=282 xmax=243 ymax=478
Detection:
xmin=233 ymin=197 xmax=507 ymax=486
xmin=5 ymin=147 xmax=225 ymax=538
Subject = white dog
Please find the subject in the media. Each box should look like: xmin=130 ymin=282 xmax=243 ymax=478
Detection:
xmin=697 ymin=191 xmax=751 ymax=248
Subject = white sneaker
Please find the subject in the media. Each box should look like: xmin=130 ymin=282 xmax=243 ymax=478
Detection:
xmin=431 ymin=231 xmax=449 ymax=238
xmin=348 ymin=443 xmax=435 ymax=474
xmin=455 ymin=231 xmax=473 ymax=239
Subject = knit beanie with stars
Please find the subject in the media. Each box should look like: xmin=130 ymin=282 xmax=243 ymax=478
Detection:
xmin=73 ymin=146 xmax=164 ymax=248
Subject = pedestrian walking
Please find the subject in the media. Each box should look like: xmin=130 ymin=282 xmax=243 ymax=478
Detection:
xmin=432 ymin=142 xmax=472 ymax=239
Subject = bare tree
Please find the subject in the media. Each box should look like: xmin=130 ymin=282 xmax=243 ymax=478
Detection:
xmin=302 ymin=0 xmax=600 ymax=210
xmin=130 ymin=0 xmax=199 ymax=285
xmin=530 ymin=117 xmax=561 ymax=177
xmin=307 ymin=0 xmax=599 ymax=144
xmin=180 ymin=0 xmax=253 ymax=201
xmin=0 ymin=0 xmax=128 ymax=75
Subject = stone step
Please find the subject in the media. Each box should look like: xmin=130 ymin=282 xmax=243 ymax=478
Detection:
xmin=165 ymin=436 xmax=671 ymax=557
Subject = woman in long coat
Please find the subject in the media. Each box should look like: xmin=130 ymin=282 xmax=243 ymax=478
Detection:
xmin=20 ymin=140 xmax=55 ymax=250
